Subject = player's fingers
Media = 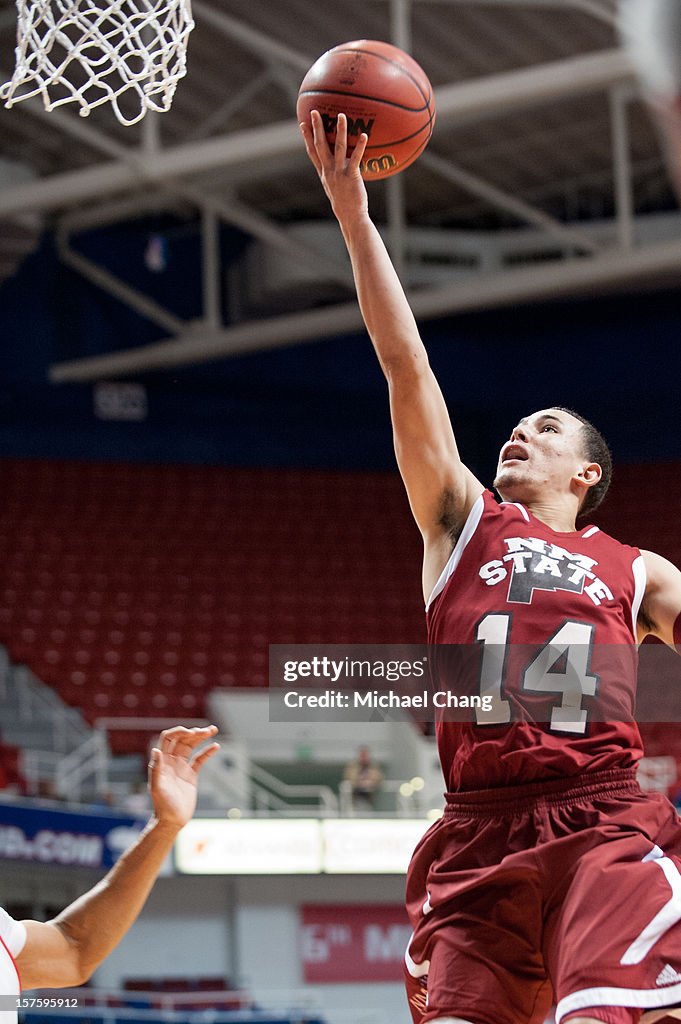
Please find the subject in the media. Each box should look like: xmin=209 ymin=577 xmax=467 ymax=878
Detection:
xmin=349 ymin=132 xmax=368 ymax=173
xmin=299 ymin=122 xmax=323 ymax=175
xmin=335 ymin=112 xmax=348 ymax=169
xmin=191 ymin=741 xmax=221 ymax=772
xmin=310 ymin=110 xmax=331 ymax=165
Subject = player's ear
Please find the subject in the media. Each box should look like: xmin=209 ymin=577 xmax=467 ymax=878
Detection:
xmin=576 ymin=462 xmax=602 ymax=490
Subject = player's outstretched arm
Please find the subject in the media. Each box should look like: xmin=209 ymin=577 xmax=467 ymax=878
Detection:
xmin=300 ymin=111 xmax=483 ymax=597
xmin=639 ymin=550 xmax=681 ymax=645
xmin=15 ymin=725 xmax=219 ymax=991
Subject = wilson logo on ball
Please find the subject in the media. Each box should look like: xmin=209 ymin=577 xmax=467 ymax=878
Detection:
xmin=320 ymin=112 xmax=375 ymax=138
xmin=362 ymin=154 xmax=397 ymax=175
xmin=297 ymin=38 xmax=436 ymax=181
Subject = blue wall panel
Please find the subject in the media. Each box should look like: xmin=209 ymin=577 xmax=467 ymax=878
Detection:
xmin=0 ymin=225 xmax=678 ymax=483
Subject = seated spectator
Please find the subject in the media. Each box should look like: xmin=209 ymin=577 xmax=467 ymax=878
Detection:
xmin=343 ymin=746 xmax=383 ymax=813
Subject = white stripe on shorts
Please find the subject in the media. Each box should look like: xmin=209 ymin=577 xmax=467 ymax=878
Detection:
xmin=620 ymin=844 xmax=681 ymax=965
xmin=404 ymin=932 xmax=430 ymax=979
xmin=556 ymin=980 xmax=681 ymax=1024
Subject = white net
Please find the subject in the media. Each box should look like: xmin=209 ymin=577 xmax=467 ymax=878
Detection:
xmin=0 ymin=0 xmax=194 ymax=126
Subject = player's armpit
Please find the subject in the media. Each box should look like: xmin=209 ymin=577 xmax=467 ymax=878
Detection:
xmin=17 ymin=919 xmax=84 ymax=991
xmin=388 ymin=363 xmax=484 ymax=542
xmin=639 ymin=549 xmax=681 ymax=647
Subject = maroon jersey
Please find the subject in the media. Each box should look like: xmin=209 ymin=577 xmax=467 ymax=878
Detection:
xmin=427 ymin=490 xmax=646 ymax=791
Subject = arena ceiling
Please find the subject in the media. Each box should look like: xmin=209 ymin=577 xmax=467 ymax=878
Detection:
xmin=0 ymin=0 xmax=680 ymax=380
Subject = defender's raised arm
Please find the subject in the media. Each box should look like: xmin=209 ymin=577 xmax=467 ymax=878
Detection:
xmin=300 ymin=111 xmax=483 ymax=599
xmin=15 ymin=725 xmax=219 ymax=991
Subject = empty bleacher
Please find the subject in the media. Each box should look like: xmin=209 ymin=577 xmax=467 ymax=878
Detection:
xmin=0 ymin=459 xmax=424 ymax=752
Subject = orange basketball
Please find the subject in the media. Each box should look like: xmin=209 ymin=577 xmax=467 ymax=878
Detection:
xmin=297 ymin=39 xmax=435 ymax=181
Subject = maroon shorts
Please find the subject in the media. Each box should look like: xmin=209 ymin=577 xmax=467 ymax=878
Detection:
xmin=404 ymin=769 xmax=681 ymax=1024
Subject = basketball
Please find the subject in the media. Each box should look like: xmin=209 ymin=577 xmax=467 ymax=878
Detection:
xmin=297 ymin=39 xmax=435 ymax=180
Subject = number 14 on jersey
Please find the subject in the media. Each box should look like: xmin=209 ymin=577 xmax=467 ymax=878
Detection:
xmin=476 ymin=615 xmax=598 ymax=734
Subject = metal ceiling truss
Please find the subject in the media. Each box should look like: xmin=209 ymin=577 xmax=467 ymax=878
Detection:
xmin=0 ymin=6 xmax=678 ymax=380
xmin=409 ymin=0 xmax=617 ymax=24
xmin=48 ymin=234 xmax=681 ymax=382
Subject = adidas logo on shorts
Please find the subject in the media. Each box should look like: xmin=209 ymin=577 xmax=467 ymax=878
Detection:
xmin=656 ymin=964 xmax=681 ymax=986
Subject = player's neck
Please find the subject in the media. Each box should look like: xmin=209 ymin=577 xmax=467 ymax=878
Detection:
xmin=524 ymin=497 xmax=578 ymax=533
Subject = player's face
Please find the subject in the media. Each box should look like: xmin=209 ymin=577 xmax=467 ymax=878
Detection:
xmin=493 ymin=409 xmax=589 ymax=507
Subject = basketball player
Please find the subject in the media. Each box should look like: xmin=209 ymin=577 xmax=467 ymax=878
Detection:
xmin=618 ymin=0 xmax=681 ymax=202
xmin=0 ymin=725 xmax=218 ymax=1021
xmin=300 ymin=111 xmax=681 ymax=1024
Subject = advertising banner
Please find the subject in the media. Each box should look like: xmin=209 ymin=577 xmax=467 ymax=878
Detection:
xmin=300 ymin=904 xmax=411 ymax=983
xmin=0 ymin=801 xmax=147 ymax=870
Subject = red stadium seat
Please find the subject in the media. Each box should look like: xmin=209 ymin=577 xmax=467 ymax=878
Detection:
xmin=0 ymin=459 xmax=428 ymax=753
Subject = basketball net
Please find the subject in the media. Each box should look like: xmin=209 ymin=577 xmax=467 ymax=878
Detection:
xmin=0 ymin=0 xmax=194 ymax=126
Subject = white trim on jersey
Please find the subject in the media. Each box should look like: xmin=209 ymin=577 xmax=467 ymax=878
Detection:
xmin=621 ymin=845 xmax=681 ymax=965
xmin=631 ymin=554 xmax=647 ymax=642
xmin=0 ymin=909 xmax=22 ymax=1024
xmin=500 ymin=501 xmax=530 ymax=522
xmin=425 ymin=493 xmax=485 ymax=612
xmin=582 ymin=526 xmax=600 ymax=538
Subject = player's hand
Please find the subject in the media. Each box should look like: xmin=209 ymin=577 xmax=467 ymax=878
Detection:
xmin=300 ymin=110 xmax=369 ymax=222
xmin=148 ymin=725 xmax=219 ymax=830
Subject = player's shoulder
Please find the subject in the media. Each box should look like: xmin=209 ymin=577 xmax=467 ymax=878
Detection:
xmin=639 ymin=548 xmax=681 ymax=587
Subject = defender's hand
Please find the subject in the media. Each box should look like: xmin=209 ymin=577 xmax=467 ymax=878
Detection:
xmin=300 ymin=110 xmax=369 ymax=222
xmin=148 ymin=725 xmax=219 ymax=830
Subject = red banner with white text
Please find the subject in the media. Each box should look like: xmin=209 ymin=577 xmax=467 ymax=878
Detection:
xmin=300 ymin=904 xmax=411 ymax=983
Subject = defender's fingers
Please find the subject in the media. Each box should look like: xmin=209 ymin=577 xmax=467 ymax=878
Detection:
xmin=349 ymin=132 xmax=368 ymax=171
xmin=184 ymin=729 xmax=216 ymax=745
xmin=148 ymin=747 xmax=162 ymax=780
xmin=300 ymin=122 xmax=322 ymax=174
xmin=159 ymin=726 xmax=191 ymax=755
xmin=183 ymin=726 xmax=218 ymax=751
xmin=160 ymin=725 xmax=214 ymax=756
xmin=191 ymin=742 xmax=221 ymax=772
xmin=335 ymin=112 xmax=348 ymax=169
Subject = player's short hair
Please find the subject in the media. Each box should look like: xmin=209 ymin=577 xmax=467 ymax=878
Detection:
xmin=552 ymin=406 xmax=612 ymax=517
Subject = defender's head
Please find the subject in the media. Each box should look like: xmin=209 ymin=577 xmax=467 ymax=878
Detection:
xmin=493 ymin=407 xmax=612 ymax=518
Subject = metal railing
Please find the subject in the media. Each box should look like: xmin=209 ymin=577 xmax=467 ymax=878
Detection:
xmin=13 ymin=703 xmax=432 ymax=819
xmin=338 ymin=779 xmax=424 ymax=817
xmin=11 ymin=665 xmax=91 ymax=753
xmin=21 ymin=731 xmax=109 ymax=801
xmin=249 ymin=761 xmax=339 ymax=816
